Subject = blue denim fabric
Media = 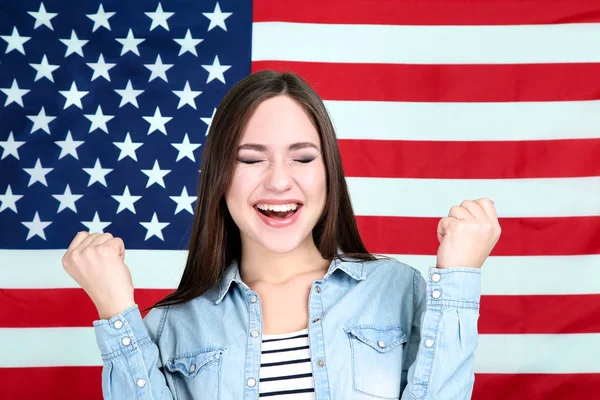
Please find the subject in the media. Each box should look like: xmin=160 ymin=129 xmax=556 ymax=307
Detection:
xmin=93 ymin=256 xmax=481 ymax=399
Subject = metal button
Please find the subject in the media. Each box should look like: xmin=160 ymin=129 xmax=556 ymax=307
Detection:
xmin=432 ymin=273 xmax=441 ymax=283
xmin=136 ymin=378 xmax=146 ymax=388
xmin=250 ymin=330 xmax=260 ymax=338
xmin=432 ymin=290 xmax=441 ymax=299
xmin=247 ymin=378 xmax=256 ymax=387
xmin=317 ymin=359 xmax=326 ymax=368
xmin=377 ymin=340 xmax=386 ymax=348
xmin=425 ymin=339 xmax=435 ymax=348
xmin=312 ymin=317 xmax=321 ymax=323
xmin=113 ymin=320 xmax=123 ymax=329
xmin=121 ymin=336 xmax=131 ymax=346
xmin=250 ymin=295 xmax=257 ymax=303
xmin=315 ymin=286 xmax=321 ymax=293
xmin=189 ymin=364 xmax=196 ymax=373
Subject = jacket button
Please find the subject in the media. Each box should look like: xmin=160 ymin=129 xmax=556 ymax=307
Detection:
xmin=315 ymin=286 xmax=321 ymax=293
xmin=250 ymin=295 xmax=257 ymax=303
xmin=247 ymin=378 xmax=256 ymax=387
xmin=312 ymin=317 xmax=321 ymax=323
xmin=189 ymin=364 xmax=196 ymax=373
xmin=113 ymin=320 xmax=123 ymax=329
xmin=136 ymin=379 xmax=146 ymax=388
xmin=432 ymin=290 xmax=441 ymax=299
xmin=432 ymin=273 xmax=441 ymax=283
xmin=251 ymin=330 xmax=260 ymax=338
xmin=317 ymin=359 xmax=326 ymax=368
xmin=377 ymin=340 xmax=386 ymax=348
xmin=425 ymin=339 xmax=435 ymax=348
xmin=121 ymin=336 xmax=131 ymax=346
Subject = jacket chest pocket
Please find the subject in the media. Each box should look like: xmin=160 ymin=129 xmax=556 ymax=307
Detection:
xmin=344 ymin=325 xmax=407 ymax=399
xmin=164 ymin=348 xmax=224 ymax=400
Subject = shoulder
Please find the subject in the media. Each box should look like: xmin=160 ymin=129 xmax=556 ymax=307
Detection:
xmin=363 ymin=256 xmax=423 ymax=281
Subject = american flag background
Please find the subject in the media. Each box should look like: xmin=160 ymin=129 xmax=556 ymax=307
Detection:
xmin=1 ymin=0 xmax=599 ymax=399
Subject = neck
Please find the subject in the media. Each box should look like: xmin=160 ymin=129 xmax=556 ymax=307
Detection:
xmin=239 ymin=236 xmax=331 ymax=285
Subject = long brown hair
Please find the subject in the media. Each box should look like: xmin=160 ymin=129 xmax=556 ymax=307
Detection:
xmin=145 ymin=70 xmax=376 ymax=312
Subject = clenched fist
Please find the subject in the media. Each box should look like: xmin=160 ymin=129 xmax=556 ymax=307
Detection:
xmin=436 ymin=198 xmax=501 ymax=270
xmin=62 ymin=231 xmax=135 ymax=320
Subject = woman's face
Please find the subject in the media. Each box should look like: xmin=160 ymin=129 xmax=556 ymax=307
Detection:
xmin=225 ymin=95 xmax=327 ymax=254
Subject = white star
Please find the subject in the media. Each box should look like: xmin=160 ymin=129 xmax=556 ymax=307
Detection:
xmin=52 ymin=184 xmax=83 ymax=213
xmin=1 ymin=79 xmax=30 ymax=107
xmin=173 ymin=81 xmax=202 ymax=109
xmin=82 ymin=158 xmax=113 ymax=187
xmin=174 ymin=29 xmax=203 ymax=56
xmin=59 ymin=82 xmax=88 ymax=109
xmin=22 ymin=212 xmax=52 ymax=240
xmin=112 ymin=186 xmax=142 ymax=214
xmin=140 ymin=212 xmax=170 ymax=241
xmin=170 ymin=186 xmax=197 ymax=215
xmin=86 ymin=4 xmax=115 ymax=32
xmin=81 ymin=211 xmax=111 ymax=234
xmin=86 ymin=54 xmax=116 ymax=81
xmin=144 ymin=54 xmax=173 ymax=82
xmin=27 ymin=107 xmax=56 ymax=134
xmin=1 ymin=27 xmax=31 ymax=54
xmin=0 ymin=132 xmax=26 ymax=160
xmin=85 ymin=105 xmax=114 ymax=134
xmin=171 ymin=133 xmax=201 ymax=162
xmin=23 ymin=158 xmax=53 ymax=187
xmin=143 ymin=107 xmax=172 ymax=135
xmin=145 ymin=3 xmax=174 ymax=31
xmin=28 ymin=3 xmax=58 ymax=30
xmin=203 ymin=2 xmax=232 ymax=31
xmin=54 ymin=131 xmax=84 ymax=160
xmin=141 ymin=160 xmax=171 ymax=188
xmin=29 ymin=55 xmax=59 ymax=82
xmin=202 ymin=55 xmax=230 ymax=84
xmin=201 ymin=107 xmax=217 ymax=136
xmin=113 ymin=132 xmax=143 ymax=161
xmin=114 ymin=80 xmax=144 ymax=108
xmin=115 ymin=29 xmax=145 ymax=56
xmin=59 ymin=30 xmax=88 ymax=57
xmin=0 ymin=185 xmax=24 ymax=213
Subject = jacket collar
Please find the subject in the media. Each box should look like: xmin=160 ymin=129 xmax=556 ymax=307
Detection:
xmin=214 ymin=250 xmax=367 ymax=305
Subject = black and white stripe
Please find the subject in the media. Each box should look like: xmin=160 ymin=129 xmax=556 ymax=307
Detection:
xmin=259 ymin=328 xmax=316 ymax=399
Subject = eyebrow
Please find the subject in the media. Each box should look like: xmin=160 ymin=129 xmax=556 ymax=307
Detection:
xmin=237 ymin=142 xmax=319 ymax=152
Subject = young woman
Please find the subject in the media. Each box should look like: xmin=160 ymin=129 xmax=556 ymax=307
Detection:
xmin=63 ymin=70 xmax=501 ymax=400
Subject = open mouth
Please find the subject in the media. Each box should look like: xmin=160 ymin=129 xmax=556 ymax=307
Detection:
xmin=254 ymin=203 xmax=302 ymax=220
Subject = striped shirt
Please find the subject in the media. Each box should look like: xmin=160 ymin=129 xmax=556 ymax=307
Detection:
xmin=259 ymin=328 xmax=316 ymax=398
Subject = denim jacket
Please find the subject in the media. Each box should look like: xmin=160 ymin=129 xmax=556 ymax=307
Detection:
xmin=93 ymin=256 xmax=481 ymax=399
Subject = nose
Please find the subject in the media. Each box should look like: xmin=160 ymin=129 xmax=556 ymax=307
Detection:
xmin=264 ymin=160 xmax=293 ymax=192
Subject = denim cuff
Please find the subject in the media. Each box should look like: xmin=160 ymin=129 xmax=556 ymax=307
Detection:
xmin=93 ymin=304 xmax=152 ymax=360
xmin=426 ymin=267 xmax=481 ymax=309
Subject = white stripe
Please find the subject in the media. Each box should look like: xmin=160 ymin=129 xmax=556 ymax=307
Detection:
xmin=2 ymin=251 xmax=599 ymax=296
xmin=259 ymin=377 xmax=314 ymax=394
xmin=347 ymin=176 xmax=600 ymax=218
xmin=262 ymin=337 xmax=310 ymax=352
xmin=326 ymin=100 xmax=600 ymax=141
xmin=262 ymin=349 xmax=312 ymax=365
xmin=259 ymin=359 xmax=314 ymax=379
xmin=253 ymin=22 xmax=600 ymax=64
xmin=2 ymin=328 xmax=599 ymax=373
xmin=261 ymin=393 xmax=315 ymax=400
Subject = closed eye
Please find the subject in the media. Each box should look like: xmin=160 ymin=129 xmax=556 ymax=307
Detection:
xmin=295 ymin=158 xmax=315 ymax=164
xmin=238 ymin=159 xmax=264 ymax=165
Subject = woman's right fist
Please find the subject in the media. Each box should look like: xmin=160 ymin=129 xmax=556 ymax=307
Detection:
xmin=62 ymin=231 xmax=135 ymax=320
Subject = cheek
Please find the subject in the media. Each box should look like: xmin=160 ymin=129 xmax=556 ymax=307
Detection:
xmin=295 ymin=165 xmax=327 ymax=199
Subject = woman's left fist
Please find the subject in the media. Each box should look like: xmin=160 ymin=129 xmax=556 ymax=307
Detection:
xmin=436 ymin=198 xmax=501 ymax=270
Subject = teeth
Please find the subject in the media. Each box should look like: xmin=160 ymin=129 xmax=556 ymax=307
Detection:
xmin=256 ymin=203 xmax=299 ymax=212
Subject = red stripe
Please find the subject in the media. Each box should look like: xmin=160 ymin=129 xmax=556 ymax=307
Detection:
xmin=254 ymin=0 xmax=600 ymax=25
xmin=473 ymin=373 xmax=600 ymax=400
xmin=0 ymin=288 xmax=172 ymax=328
xmin=3 ymin=285 xmax=600 ymax=335
xmin=1 ymin=368 xmax=598 ymax=399
xmin=252 ymin=61 xmax=600 ymax=102
xmin=480 ymin=295 xmax=600 ymax=334
xmin=356 ymin=216 xmax=600 ymax=256
xmin=339 ymin=139 xmax=600 ymax=179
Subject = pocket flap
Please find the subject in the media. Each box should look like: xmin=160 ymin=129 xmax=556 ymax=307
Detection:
xmin=165 ymin=348 xmax=224 ymax=378
xmin=344 ymin=325 xmax=407 ymax=353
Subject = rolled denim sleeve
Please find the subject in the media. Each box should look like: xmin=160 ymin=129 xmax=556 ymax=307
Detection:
xmin=93 ymin=304 xmax=174 ymax=399
xmin=401 ymin=267 xmax=481 ymax=400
